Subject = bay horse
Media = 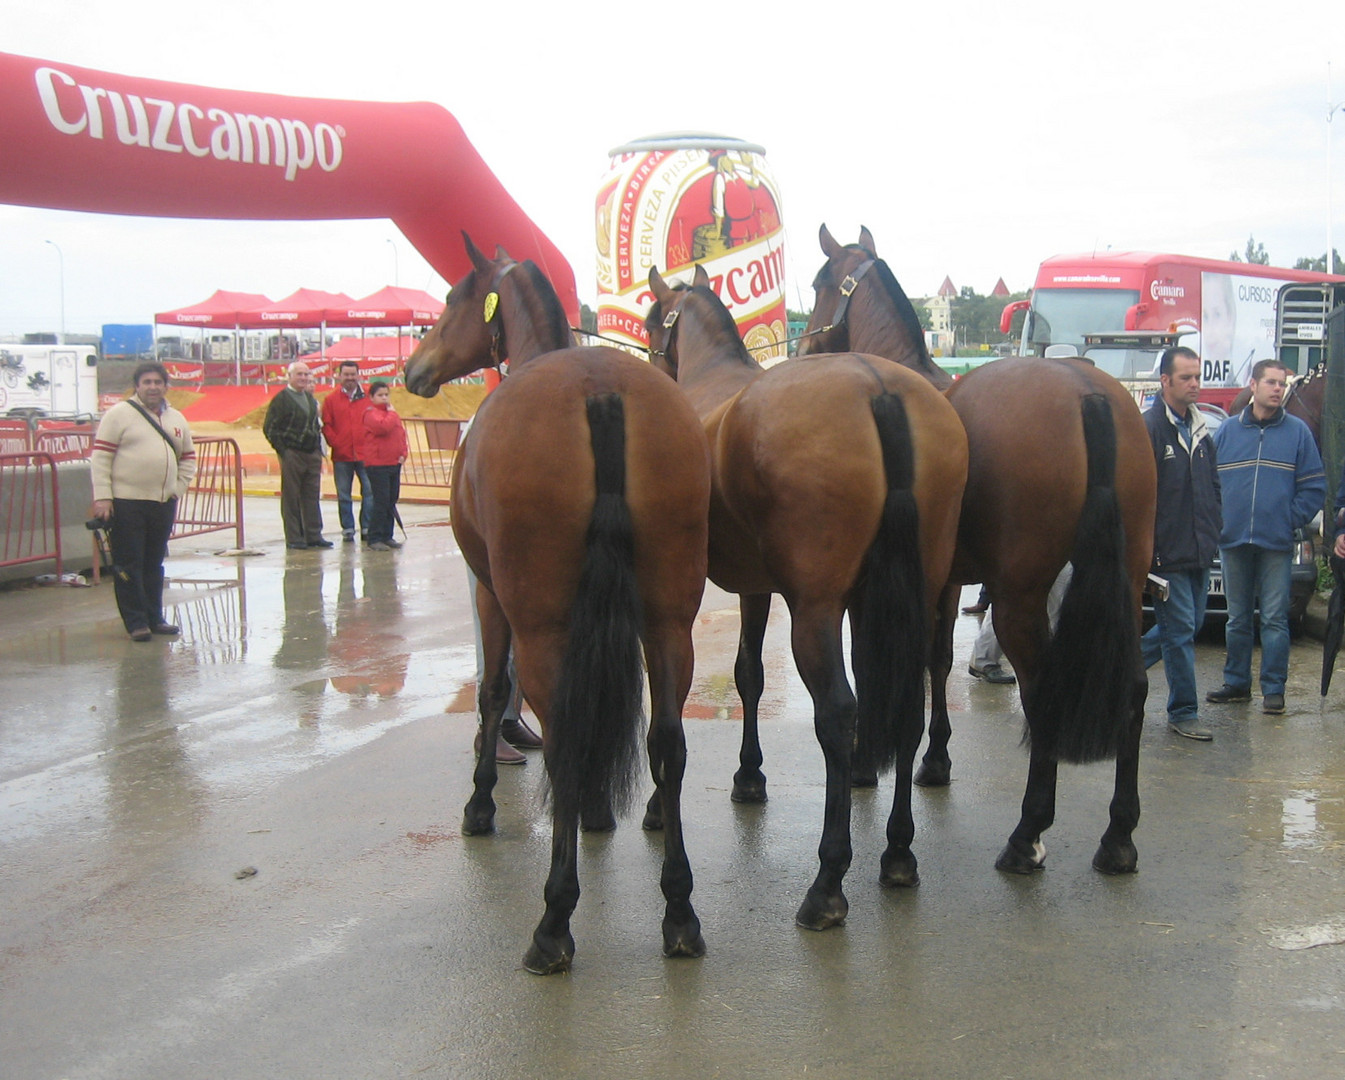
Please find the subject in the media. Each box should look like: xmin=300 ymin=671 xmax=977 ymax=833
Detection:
xmin=802 ymin=225 xmax=1156 ymax=877
xmin=645 ymin=265 xmax=967 ymax=925
xmin=404 ymin=234 xmax=712 ymax=973
xmin=1228 ymin=362 xmax=1325 ymax=448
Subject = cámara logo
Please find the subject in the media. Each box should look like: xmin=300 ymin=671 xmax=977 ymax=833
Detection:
xmin=34 ymin=66 xmax=344 ymax=182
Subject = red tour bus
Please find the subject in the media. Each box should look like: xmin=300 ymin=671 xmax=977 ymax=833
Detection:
xmin=1001 ymin=251 xmax=1345 ymax=409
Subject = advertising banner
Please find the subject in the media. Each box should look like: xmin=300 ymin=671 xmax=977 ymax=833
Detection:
xmin=1200 ymin=272 xmax=1297 ymax=387
xmin=597 ymin=134 xmax=786 ymax=362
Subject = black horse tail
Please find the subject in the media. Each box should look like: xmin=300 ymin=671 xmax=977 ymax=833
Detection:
xmin=545 ymin=393 xmax=646 ymax=823
xmin=1026 ymin=393 xmax=1141 ymax=764
xmin=852 ymin=392 xmax=928 ymax=776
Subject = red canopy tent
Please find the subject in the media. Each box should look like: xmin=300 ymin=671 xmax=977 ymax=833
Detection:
xmin=241 ymin=288 xmax=357 ymax=329
xmin=155 ymin=289 xmax=274 ymax=327
xmin=324 ymin=286 xmax=444 ymax=328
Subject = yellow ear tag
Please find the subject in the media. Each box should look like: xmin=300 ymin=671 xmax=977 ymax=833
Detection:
xmin=483 ymin=292 xmax=499 ymax=323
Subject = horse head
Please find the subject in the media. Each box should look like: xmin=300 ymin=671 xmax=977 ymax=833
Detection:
xmin=802 ymin=224 xmax=952 ymax=390
xmin=645 ymin=264 xmax=754 ymax=385
xmin=405 ymin=232 xmax=572 ymax=397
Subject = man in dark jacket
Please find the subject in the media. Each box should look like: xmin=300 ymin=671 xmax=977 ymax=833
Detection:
xmin=1141 ymin=346 xmax=1222 ymax=740
xmin=1208 ymin=360 xmax=1324 ymax=715
xmin=263 ymin=361 xmax=332 ymax=550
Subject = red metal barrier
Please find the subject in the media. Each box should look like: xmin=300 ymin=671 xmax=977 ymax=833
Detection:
xmin=173 ymin=436 xmax=244 ymax=548
xmin=401 ymin=418 xmax=461 ymax=490
xmin=0 ymin=451 xmax=62 ymax=576
xmin=32 ymin=421 xmax=97 ymax=462
xmin=0 ymin=418 xmax=29 ymax=454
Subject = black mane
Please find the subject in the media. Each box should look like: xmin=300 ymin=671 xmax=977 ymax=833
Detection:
xmin=871 ymin=258 xmax=935 ymax=363
xmin=520 ymin=260 xmax=573 ymax=343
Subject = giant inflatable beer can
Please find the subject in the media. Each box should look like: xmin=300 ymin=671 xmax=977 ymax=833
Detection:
xmin=596 ymin=133 xmax=787 ymax=362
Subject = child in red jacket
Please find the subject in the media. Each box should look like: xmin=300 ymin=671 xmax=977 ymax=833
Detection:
xmin=362 ymin=381 xmax=408 ymax=550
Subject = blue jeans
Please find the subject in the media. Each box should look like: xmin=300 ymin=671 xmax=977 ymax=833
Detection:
xmin=1220 ymin=544 xmax=1291 ymax=696
xmin=1141 ymin=567 xmax=1208 ymax=724
xmin=332 ymin=459 xmax=372 ymax=538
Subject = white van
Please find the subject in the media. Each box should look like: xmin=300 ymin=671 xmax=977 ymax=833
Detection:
xmin=0 ymin=344 xmax=100 ymax=417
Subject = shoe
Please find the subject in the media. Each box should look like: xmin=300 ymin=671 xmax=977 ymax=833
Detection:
xmin=969 ymin=663 xmax=1016 ymax=685
xmin=343 ymin=531 xmax=355 ymax=543
xmin=1169 ymin=718 xmax=1213 ymax=741
xmin=129 ymin=627 xmax=152 ymax=642
xmin=150 ymin=623 xmax=180 ymax=635
xmin=961 ymin=601 xmax=989 ymax=614
xmin=473 ymin=729 xmax=527 ymax=765
xmin=1263 ymin=693 xmax=1286 ymax=715
xmin=309 ymin=538 xmax=335 ymax=549
xmin=286 ymin=542 xmax=309 ymax=550
xmin=501 ymin=717 xmax=543 ymax=749
xmin=1206 ymin=684 xmax=1252 ymax=704
xmin=367 ymin=541 xmax=392 ymax=551
xmin=385 ymin=538 xmax=403 ymax=548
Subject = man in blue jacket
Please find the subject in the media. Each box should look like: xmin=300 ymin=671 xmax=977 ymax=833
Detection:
xmin=1208 ymin=360 xmax=1325 ymax=714
xmin=1142 ymin=346 xmax=1222 ymax=740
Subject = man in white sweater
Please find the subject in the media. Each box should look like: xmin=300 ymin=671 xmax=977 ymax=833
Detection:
xmin=91 ymin=362 xmax=196 ymax=641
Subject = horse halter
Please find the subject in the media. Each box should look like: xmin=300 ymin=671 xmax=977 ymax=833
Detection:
xmin=818 ymin=255 xmax=877 ymax=338
xmin=482 ymin=260 xmax=519 ymax=369
xmin=648 ymin=292 xmax=690 ymax=364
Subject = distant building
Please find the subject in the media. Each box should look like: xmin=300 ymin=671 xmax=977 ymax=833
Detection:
xmin=917 ymin=276 xmax=956 ymax=355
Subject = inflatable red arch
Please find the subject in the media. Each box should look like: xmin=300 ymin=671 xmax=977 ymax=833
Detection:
xmin=0 ymin=51 xmax=579 ymax=323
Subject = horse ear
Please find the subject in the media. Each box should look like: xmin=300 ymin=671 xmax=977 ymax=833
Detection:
xmin=858 ymin=225 xmax=877 ymax=256
xmin=819 ymin=223 xmax=843 ymax=259
xmin=692 ymin=264 xmax=711 ymax=289
xmin=648 ymin=266 xmax=672 ymax=303
xmin=494 ymin=244 xmax=515 ymax=262
xmin=462 ymin=231 xmax=492 ymax=275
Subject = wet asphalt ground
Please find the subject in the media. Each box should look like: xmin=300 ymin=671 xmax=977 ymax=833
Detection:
xmin=3 ymin=497 xmax=1345 ymax=1080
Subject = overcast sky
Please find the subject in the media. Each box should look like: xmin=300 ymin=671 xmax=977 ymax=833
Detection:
xmin=3 ymin=0 xmax=1344 ymax=336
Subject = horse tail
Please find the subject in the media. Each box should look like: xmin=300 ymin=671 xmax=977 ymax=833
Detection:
xmin=852 ymin=391 xmax=928 ymax=775
xmin=545 ymin=393 xmax=646 ymax=823
xmin=1026 ymin=393 xmax=1141 ymax=764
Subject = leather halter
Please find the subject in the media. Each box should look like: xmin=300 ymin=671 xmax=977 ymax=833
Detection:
xmin=1285 ymin=361 xmax=1325 ymax=429
xmin=482 ymin=260 xmax=519 ymax=369
xmin=648 ymin=293 xmax=688 ymax=363
xmin=818 ymin=257 xmax=877 ymax=338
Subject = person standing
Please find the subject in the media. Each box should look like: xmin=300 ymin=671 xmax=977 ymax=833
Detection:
xmin=361 ymin=381 xmax=408 ymax=551
xmin=321 ymin=360 xmax=373 ymax=544
xmin=1141 ymin=346 xmax=1222 ymax=740
xmin=1208 ymin=359 xmax=1325 ymax=715
xmin=263 ymin=361 xmax=332 ymax=550
xmin=91 ymin=362 xmax=196 ymax=642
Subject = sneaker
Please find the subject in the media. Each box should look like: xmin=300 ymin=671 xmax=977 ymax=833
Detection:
xmin=342 ymin=531 xmax=355 ymax=543
xmin=367 ymin=541 xmax=392 ymax=551
xmin=385 ymin=538 xmax=403 ymax=548
xmin=1169 ymin=718 xmax=1213 ymax=741
xmin=1263 ymin=693 xmax=1286 ymax=715
xmin=1206 ymin=684 xmax=1252 ymax=704
xmin=969 ymin=662 xmax=1016 ymax=685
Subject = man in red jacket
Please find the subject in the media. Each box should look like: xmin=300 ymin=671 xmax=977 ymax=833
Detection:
xmin=321 ymin=361 xmax=373 ymax=543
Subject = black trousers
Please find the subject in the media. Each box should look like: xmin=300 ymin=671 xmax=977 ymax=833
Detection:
xmin=366 ymin=464 xmax=401 ymax=543
xmin=279 ymin=448 xmax=325 ymax=544
xmin=108 ymin=497 xmax=177 ymax=633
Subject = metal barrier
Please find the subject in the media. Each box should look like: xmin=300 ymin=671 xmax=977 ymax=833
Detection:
xmin=173 ymin=436 xmax=245 ymax=548
xmin=401 ymin=418 xmax=461 ymax=490
xmin=0 ymin=451 xmax=62 ymax=577
xmin=0 ymin=418 xmax=29 ymax=454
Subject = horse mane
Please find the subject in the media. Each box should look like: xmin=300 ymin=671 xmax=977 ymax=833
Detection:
xmin=517 ymin=260 xmax=573 ymax=345
xmin=647 ymin=282 xmax=758 ymax=368
xmin=871 ymin=258 xmax=935 ymax=364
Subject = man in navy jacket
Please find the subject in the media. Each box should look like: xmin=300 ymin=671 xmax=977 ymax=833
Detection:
xmin=1208 ymin=360 xmax=1325 ymax=715
xmin=1142 ymin=346 xmax=1222 ymax=740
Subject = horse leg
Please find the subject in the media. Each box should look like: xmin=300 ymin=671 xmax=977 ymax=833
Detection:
xmin=524 ymin=810 xmax=581 ymax=974
xmin=463 ymin=583 xmax=511 ymax=836
xmin=643 ymin=623 xmax=706 ymax=959
xmin=1092 ymin=668 xmax=1147 ymax=874
xmin=996 ymin=753 xmax=1057 ymax=873
xmin=914 ymin=584 xmax=958 ymax=787
xmin=790 ymin=603 xmax=854 ymax=931
xmin=732 ymin=592 xmax=771 ymax=803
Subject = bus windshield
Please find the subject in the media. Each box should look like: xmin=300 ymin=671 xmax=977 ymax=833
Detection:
xmin=1028 ymin=288 xmax=1140 ymax=350
xmin=1080 ymin=346 xmax=1163 ymax=380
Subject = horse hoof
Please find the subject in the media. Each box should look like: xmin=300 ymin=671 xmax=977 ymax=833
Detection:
xmin=663 ymin=917 xmax=706 ymax=959
xmin=731 ymin=771 xmax=768 ymax=804
xmin=1092 ymin=840 xmax=1138 ymax=875
xmin=913 ymin=760 xmax=950 ymax=788
xmin=641 ymin=808 xmax=664 ymax=831
xmin=879 ymin=849 xmax=920 ymax=888
xmin=582 ymin=808 xmax=617 ymax=833
xmin=795 ymin=887 xmax=848 ymax=931
xmin=462 ymin=809 xmax=495 ymax=836
xmin=523 ymin=932 xmax=575 ymax=975
xmin=995 ymin=840 xmax=1046 ymax=874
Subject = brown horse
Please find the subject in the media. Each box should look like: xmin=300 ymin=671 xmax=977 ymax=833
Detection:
xmin=803 ymin=225 xmax=1156 ymax=877
xmin=646 ymin=265 xmax=967 ymax=925
xmin=1228 ymin=362 xmax=1325 ymax=447
xmin=405 ymin=234 xmax=712 ymax=973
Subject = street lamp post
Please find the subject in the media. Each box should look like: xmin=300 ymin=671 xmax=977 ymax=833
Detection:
xmin=386 ymin=238 xmax=399 ymax=287
xmin=44 ymin=240 xmax=65 ymax=341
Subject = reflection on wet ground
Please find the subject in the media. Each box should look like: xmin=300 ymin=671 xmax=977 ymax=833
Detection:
xmin=3 ymin=497 xmax=1345 ymax=1079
